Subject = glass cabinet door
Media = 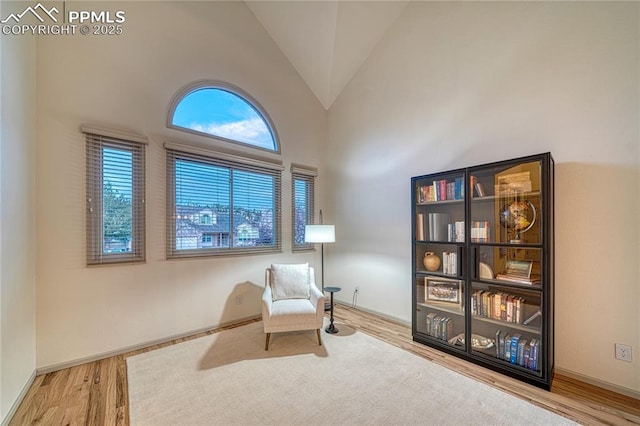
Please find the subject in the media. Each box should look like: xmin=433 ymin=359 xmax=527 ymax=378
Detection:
xmin=469 ymin=159 xmax=542 ymax=246
xmin=413 ymin=171 xmax=466 ymax=351
xmin=468 ymin=158 xmax=545 ymax=376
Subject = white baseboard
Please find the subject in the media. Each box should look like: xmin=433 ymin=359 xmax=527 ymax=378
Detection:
xmin=1 ymin=369 xmax=36 ymax=426
xmin=336 ymin=301 xmax=410 ymax=328
xmin=37 ymin=315 xmax=261 ymax=375
xmin=554 ymin=367 xmax=640 ymax=400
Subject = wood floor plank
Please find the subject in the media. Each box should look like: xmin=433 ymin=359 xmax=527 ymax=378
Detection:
xmin=8 ymin=307 xmax=639 ymax=425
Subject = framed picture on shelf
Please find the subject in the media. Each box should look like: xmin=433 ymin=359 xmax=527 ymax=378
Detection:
xmin=503 ymin=259 xmax=533 ymax=278
xmin=425 ymin=277 xmax=462 ymax=308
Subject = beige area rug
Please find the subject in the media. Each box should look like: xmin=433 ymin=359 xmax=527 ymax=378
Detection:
xmin=127 ymin=320 xmax=575 ymax=425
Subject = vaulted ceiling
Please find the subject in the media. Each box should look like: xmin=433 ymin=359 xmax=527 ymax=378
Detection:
xmin=245 ymin=1 xmax=409 ymax=110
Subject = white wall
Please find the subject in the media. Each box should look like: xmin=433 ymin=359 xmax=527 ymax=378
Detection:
xmin=327 ymin=2 xmax=639 ymax=394
xmin=0 ymin=0 xmax=37 ymax=420
xmin=35 ymin=1 xmax=326 ymax=369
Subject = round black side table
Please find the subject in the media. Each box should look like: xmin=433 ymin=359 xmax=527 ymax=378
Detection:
xmin=324 ymin=287 xmax=341 ymax=334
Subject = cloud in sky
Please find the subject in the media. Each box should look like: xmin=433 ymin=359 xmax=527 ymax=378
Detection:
xmin=189 ymin=118 xmax=273 ymax=149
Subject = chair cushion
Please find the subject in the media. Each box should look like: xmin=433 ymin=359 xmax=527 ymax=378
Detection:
xmin=271 ymin=263 xmax=310 ymax=301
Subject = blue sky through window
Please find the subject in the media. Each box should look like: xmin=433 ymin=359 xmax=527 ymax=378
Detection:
xmin=172 ymin=88 xmax=276 ymax=151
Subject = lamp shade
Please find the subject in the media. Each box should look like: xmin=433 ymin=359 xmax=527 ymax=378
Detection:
xmin=304 ymin=225 xmax=335 ymax=243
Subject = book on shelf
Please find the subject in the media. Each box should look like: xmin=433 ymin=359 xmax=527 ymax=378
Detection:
xmin=510 ymin=334 xmax=522 ymax=364
xmin=498 ymin=331 xmax=506 ymax=360
xmin=455 ymin=177 xmax=464 ymax=200
xmin=503 ymin=333 xmax=512 ymax=361
xmin=447 ymin=221 xmax=465 ymax=242
xmin=442 ymin=251 xmax=457 ymax=275
xmin=416 ymin=213 xmax=425 ymax=240
xmin=525 ymin=338 xmax=540 ymax=371
xmin=428 ymin=213 xmax=449 ymax=241
xmin=470 ymin=175 xmax=486 ymax=197
xmin=517 ymin=338 xmax=529 ymax=367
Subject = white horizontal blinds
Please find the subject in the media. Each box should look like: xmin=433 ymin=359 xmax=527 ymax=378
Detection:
xmin=291 ymin=165 xmax=316 ymax=252
xmin=167 ymin=148 xmax=282 ymax=258
xmin=86 ymin=133 xmax=146 ymax=265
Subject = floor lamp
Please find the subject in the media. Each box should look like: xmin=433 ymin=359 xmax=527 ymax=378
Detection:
xmin=304 ymin=210 xmax=335 ymax=311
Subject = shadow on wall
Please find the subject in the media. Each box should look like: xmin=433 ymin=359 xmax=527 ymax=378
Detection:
xmin=547 ymin=162 xmax=639 ymax=386
xmin=219 ymin=280 xmax=265 ymax=326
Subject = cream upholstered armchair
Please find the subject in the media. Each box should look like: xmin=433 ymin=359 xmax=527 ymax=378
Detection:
xmin=262 ymin=263 xmax=325 ymax=350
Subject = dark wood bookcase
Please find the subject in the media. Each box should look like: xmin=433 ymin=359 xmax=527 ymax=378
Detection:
xmin=411 ymin=153 xmax=554 ymax=389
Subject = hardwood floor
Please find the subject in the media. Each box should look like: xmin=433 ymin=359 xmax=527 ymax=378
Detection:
xmin=10 ymin=304 xmax=640 ymax=425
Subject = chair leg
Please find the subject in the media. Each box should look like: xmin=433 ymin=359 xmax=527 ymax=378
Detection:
xmin=265 ymin=333 xmax=271 ymax=351
xmin=316 ymin=329 xmax=322 ymax=346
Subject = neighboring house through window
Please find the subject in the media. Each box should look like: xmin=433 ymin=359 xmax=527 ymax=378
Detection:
xmin=84 ymin=125 xmax=147 ymax=265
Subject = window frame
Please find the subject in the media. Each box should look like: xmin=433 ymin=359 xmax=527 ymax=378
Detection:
xmin=291 ymin=164 xmax=317 ymax=252
xmin=167 ymin=80 xmax=280 ymax=154
xmin=83 ymin=125 xmax=147 ymax=265
xmin=166 ymin=141 xmax=284 ymax=259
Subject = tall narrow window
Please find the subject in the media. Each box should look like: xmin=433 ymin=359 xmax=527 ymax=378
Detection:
xmin=84 ymin=126 xmax=146 ymax=265
xmin=166 ymin=143 xmax=283 ymax=258
xmin=168 ymin=81 xmax=279 ymax=152
xmin=291 ymin=164 xmax=317 ymax=252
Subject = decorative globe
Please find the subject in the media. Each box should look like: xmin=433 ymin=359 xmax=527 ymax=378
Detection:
xmin=499 ymin=200 xmax=536 ymax=241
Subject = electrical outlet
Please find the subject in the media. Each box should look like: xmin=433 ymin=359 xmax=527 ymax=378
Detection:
xmin=235 ymin=295 xmax=243 ymax=305
xmin=615 ymin=343 xmax=632 ymax=362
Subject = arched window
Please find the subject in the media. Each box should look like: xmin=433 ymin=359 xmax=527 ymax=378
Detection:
xmin=168 ymin=81 xmax=279 ymax=152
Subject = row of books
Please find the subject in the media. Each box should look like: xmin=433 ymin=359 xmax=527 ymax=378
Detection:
xmin=470 ymin=176 xmax=487 ymax=197
xmin=417 ymin=177 xmax=465 ymax=203
xmin=471 ymin=290 xmax=529 ymax=324
xmin=416 ymin=213 xmax=466 ymax=243
xmin=470 ymin=221 xmax=490 ymax=243
xmin=495 ymin=331 xmax=540 ymax=372
xmin=425 ymin=313 xmax=454 ymax=341
xmin=447 ymin=221 xmax=465 ymax=242
xmin=442 ymin=251 xmax=457 ymax=275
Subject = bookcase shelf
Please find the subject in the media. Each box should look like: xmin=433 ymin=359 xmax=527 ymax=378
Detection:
xmin=472 ymin=315 xmax=541 ymax=334
xmin=418 ymin=302 xmax=465 ymax=316
xmin=417 ymin=199 xmax=465 ymax=206
xmin=411 ymin=153 xmax=554 ymax=390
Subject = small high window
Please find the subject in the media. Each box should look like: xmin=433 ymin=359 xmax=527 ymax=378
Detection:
xmin=291 ymin=164 xmax=317 ymax=252
xmin=168 ymin=81 xmax=279 ymax=152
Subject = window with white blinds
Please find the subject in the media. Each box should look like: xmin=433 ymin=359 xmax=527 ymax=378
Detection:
xmin=291 ymin=164 xmax=317 ymax=252
xmin=166 ymin=144 xmax=282 ymax=258
xmin=85 ymin=128 xmax=146 ymax=265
